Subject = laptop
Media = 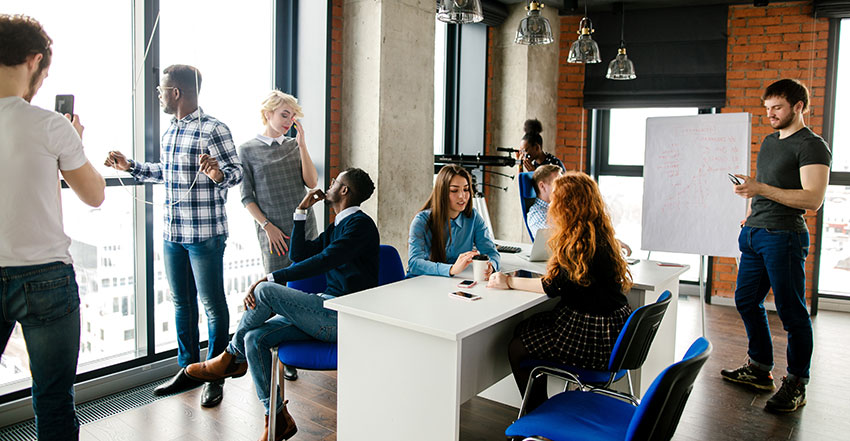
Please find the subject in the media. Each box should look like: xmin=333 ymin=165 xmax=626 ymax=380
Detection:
xmin=519 ymin=228 xmax=552 ymax=262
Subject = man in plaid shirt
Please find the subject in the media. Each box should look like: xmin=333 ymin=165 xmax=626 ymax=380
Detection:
xmin=105 ymin=64 xmax=242 ymax=407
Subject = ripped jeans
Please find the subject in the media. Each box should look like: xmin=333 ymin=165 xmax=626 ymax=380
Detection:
xmin=227 ymin=282 xmax=337 ymax=413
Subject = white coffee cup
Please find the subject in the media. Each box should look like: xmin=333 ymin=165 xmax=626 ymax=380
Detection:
xmin=471 ymin=255 xmax=490 ymax=282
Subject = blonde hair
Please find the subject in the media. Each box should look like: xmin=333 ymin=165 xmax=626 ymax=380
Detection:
xmin=260 ymin=90 xmax=304 ymax=125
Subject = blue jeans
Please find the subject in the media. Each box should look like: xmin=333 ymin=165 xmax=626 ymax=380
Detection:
xmin=163 ymin=235 xmax=229 ymax=367
xmin=735 ymin=226 xmax=812 ymax=379
xmin=1 ymin=262 xmax=80 ymax=441
xmin=226 ymin=282 xmax=337 ymax=414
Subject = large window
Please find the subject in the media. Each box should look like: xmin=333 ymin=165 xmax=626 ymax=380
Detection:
xmin=593 ymin=108 xmax=702 ymax=282
xmin=818 ymin=18 xmax=850 ymax=299
xmin=0 ymin=0 xmax=298 ymax=403
xmin=153 ymin=0 xmax=272 ymax=352
xmin=1 ymin=0 xmax=136 ymax=390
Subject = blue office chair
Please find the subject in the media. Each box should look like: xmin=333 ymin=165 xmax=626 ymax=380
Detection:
xmin=506 ymin=337 xmax=712 ymax=441
xmin=518 ymin=290 xmax=673 ymax=415
xmin=518 ymin=172 xmax=537 ymax=240
xmin=268 ymin=244 xmax=406 ymax=440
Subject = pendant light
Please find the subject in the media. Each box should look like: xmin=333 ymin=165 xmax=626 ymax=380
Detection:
xmin=515 ymin=1 xmax=554 ymax=45
xmin=606 ymin=3 xmax=636 ymax=80
xmin=436 ymin=0 xmax=484 ymax=24
xmin=567 ymin=1 xmax=601 ymax=63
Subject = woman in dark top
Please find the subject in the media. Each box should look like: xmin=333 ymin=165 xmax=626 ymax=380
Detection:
xmin=517 ymin=118 xmax=565 ymax=172
xmin=488 ymin=171 xmax=633 ymax=410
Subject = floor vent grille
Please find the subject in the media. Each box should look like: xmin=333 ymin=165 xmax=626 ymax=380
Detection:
xmin=0 ymin=378 xmax=170 ymax=441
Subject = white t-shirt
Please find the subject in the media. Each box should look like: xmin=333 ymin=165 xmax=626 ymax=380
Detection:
xmin=0 ymin=96 xmax=88 ymax=266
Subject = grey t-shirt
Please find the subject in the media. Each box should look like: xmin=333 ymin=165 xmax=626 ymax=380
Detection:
xmin=745 ymin=127 xmax=831 ymax=231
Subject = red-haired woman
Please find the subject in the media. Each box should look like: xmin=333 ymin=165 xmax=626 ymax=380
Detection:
xmin=488 ymin=171 xmax=633 ymax=410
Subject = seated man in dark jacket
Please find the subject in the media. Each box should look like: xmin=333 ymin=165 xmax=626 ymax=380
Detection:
xmin=185 ymin=167 xmax=379 ymax=441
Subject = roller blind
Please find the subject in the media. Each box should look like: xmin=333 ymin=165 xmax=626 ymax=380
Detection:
xmin=815 ymin=0 xmax=850 ymax=18
xmin=582 ymin=5 xmax=728 ymax=109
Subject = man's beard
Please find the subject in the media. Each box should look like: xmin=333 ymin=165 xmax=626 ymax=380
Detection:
xmin=22 ymin=66 xmax=45 ymax=103
xmin=770 ymin=112 xmax=795 ymax=130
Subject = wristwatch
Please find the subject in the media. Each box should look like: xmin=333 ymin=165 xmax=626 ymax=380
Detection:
xmin=259 ymin=220 xmax=270 ymax=229
xmin=295 ymin=208 xmax=307 ymax=216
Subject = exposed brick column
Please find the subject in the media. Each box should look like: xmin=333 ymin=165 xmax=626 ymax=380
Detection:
xmin=556 ymin=15 xmax=588 ymax=172
xmin=328 ymin=0 xmax=343 ymax=184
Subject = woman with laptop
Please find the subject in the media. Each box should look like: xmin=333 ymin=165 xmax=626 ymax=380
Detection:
xmin=488 ymin=171 xmax=633 ymax=411
xmin=407 ymin=165 xmax=501 ymax=277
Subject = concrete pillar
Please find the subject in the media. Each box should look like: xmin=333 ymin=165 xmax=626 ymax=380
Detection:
xmin=342 ymin=0 xmax=435 ymax=264
xmin=487 ymin=2 xmax=561 ymax=243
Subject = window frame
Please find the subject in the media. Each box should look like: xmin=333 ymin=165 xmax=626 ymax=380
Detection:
xmin=813 ymin=17 xmax=850 ymax=312
xmin=0 ymin=0 xmax=301 ymax=407
xmin=590 ymin=107 xmax=716 ymax=287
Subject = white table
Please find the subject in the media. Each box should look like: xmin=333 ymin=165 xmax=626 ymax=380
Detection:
xmin=325 ymin=244 xmax=688 ymax=441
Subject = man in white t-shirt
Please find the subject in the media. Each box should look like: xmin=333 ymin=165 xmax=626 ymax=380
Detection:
xmin=0 ymin=14 xmax=105 ymax=441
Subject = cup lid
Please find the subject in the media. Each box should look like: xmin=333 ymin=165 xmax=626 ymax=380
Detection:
xmin=472 ymin=254 xmax=489 ymax=261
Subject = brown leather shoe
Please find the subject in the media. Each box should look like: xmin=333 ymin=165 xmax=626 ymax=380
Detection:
xmin=185 ymin=351 xmax=248 ymax=382
xmin=258 ymin=400 xmax=298 ymax=441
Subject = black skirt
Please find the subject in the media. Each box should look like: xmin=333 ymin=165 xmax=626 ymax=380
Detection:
xmin=517 ymin=303 xmax=631 ymax=370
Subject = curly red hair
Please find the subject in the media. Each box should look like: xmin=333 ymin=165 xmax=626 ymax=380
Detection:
xmin=544 ymin=172 xmax=632 ymax=293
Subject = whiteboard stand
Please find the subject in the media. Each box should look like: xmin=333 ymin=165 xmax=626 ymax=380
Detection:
xmin=698 ymin=255 xmax=707 ymax=337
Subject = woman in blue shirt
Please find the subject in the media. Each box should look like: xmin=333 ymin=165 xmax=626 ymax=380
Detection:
xmin=408 ymin=165 xmax=500 ymax=277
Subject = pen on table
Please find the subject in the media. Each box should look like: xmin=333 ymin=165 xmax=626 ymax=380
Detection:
xmin=657 ymin=262 xmax=685 ymax=267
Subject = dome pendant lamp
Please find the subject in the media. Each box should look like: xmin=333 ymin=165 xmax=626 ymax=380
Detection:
xmin=515 ymin=1 xmax=554 ymax=45
xmin=436 ymin=0 xmax=484 ymax=24
xmin=606 ymin=3 xmax=636 ymax=80
xmin=567 ymin=1 xmax=601 ymax=63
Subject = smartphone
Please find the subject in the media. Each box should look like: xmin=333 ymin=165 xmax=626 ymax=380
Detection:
xmin=55 ymin=94 xmax=74 ymax=117
xmin=728 ymin=173 xmax=742 ymax=185
xmin=448 ymin=291 xmax=481 ymax=301
xmin=457 ymin=280 xmax=477 ymax=288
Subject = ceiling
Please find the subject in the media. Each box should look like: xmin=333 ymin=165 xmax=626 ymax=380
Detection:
xmin=495 ymin=0 xmax=770 ymax=14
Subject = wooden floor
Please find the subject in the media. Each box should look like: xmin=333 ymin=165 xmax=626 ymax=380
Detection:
xmin=78 ymin=296 xmax=850 ymax=441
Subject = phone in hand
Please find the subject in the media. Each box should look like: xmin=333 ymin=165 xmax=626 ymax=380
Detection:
xmin=448 ymin=291 xmax=481 ymax=301
xmin=728 ymin=173 xmax=742 ymax=185
xmin=55 ymin=94 xmax=74 ymax=117
xmin=457 ymin=280 xmax=477 ymax=288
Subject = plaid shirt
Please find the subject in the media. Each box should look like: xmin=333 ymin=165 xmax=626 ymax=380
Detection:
xmin=130 ymin=108 xmax=242 ymax=243
xmin=527 ymin=198 xmax=549 ymax=238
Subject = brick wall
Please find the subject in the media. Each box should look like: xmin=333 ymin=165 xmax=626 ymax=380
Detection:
xmin=556 ymin=16 xmax=588 ymax=173
xmin=550 ymin=2 xmax=831 ymax=304
xmin=484 ymin=26 xmax=496 ymax=201
xmin=713 ymin=2 xmax=830 ymax=301
xmin=329 ymin=0 xmax=343 ymax=183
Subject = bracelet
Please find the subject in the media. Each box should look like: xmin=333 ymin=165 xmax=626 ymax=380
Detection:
xmin=505 ymin=275 xmax=513 ymax=289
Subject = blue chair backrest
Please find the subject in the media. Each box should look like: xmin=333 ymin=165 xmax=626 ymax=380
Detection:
xmin=287 ymin=273 xmax=327 ymax=294
xmin=625 ymin=337 xmax=712 ymax=441
xmin=518 ymin=172 xmax=537 ymax=240
xmin=607 ymin=290 xmax=672 ymax=372
xmin=378 ymin=244 xmax=405 ymax=286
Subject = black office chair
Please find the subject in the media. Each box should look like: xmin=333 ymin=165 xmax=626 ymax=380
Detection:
xmin=506 ymin=337 xmax=712 ymax=441
xmin=518 ymin=290 xmax=673 ymax=416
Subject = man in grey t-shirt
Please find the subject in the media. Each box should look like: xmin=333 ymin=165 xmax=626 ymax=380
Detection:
xmin=721 ymin=79 xmax=831 ymax=413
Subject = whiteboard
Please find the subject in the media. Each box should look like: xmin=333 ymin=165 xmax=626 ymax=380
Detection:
xmin=641 ymin=113 xmax=751 ymax=258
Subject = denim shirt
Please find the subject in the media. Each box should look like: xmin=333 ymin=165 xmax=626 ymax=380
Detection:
xmin=407 ymin=209 xmax=500 ymax=277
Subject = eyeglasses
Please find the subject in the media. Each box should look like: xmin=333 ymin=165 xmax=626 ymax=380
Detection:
xmin=330 ymin=177 xmax=348 ymax=189
xmin=156 ymin=86 xmax=178 ymax=96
